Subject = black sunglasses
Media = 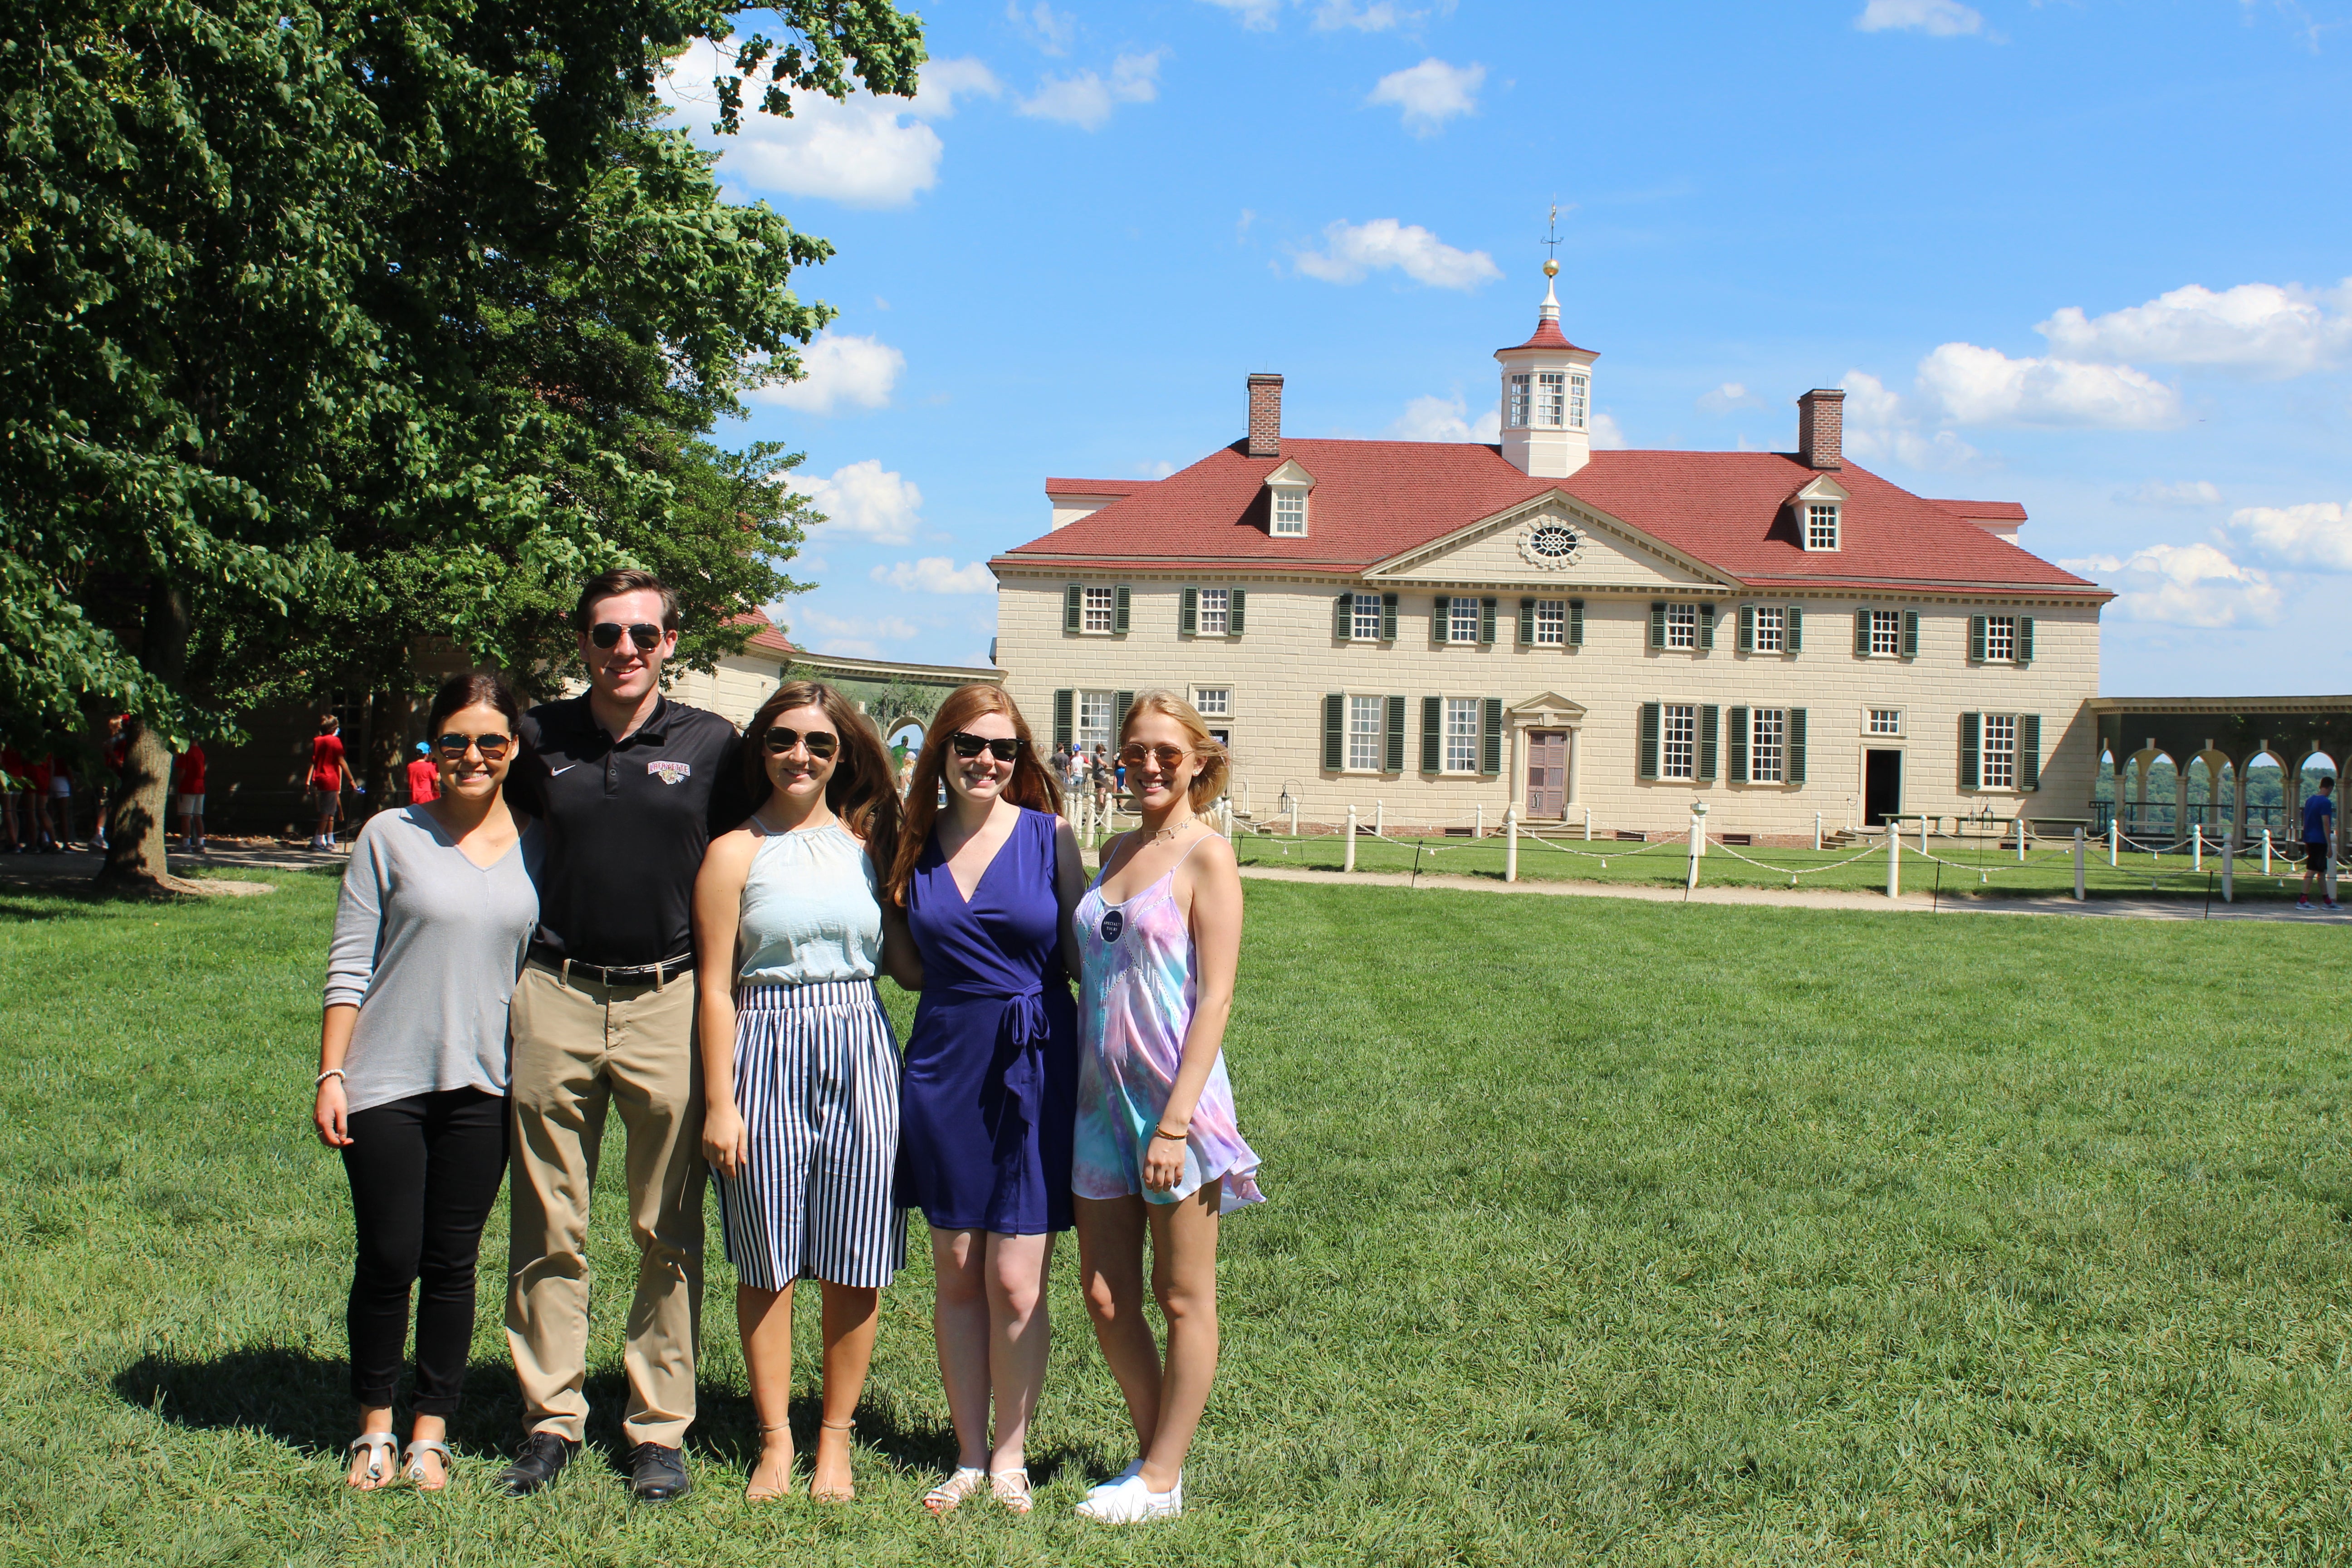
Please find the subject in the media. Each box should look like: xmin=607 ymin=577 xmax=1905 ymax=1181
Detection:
xmin=948 ymin=731 xmax=1024 ymax=762
xmin=433 ymin=731 xmax=513 ymax=760
xmin=762 ymin=726 xmax=839 ymax=760
xmin=588 ymin=621 xmax=663 ymax=651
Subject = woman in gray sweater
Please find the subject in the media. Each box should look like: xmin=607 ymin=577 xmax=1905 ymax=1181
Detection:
xmin=314 ymin=672 xmax=545 ymax=1490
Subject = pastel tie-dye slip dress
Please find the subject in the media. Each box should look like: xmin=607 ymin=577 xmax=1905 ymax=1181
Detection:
xmin=1072 ymin=835 xmax=1264 ymax=1213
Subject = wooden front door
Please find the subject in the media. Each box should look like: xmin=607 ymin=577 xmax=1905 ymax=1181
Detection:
xmin=1526 ymin=730 xmax=1568 ymax=818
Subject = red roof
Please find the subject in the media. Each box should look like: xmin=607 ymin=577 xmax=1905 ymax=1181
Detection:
xmin=729 ymin=608 xmax=796 ymax=656
xmin=1926 ymin=498 xmax=2029 ymax=522
xmin=1000 ymin=440 xmax=2101 ymax=597
xmin=1046 ymin=477 xmax=1152 ymax=497
xmin=1497 ymin=315 xmax=1592 ymax=356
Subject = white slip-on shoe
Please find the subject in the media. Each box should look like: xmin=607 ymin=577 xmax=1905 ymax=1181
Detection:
xmin=1080 ymin=1459 xmax=1145 ymax=1501
xmin=1075 ymin=1471 xmax=1181 ymax=1524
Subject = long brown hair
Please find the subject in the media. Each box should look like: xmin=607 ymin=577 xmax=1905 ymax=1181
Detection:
xmin=424 ymin=671 xmax=546 ymax=818
xmin=742 ymin=680 xmax=901 ymax=871
xmin=886 ymin=684 xmax=1060 ymax=907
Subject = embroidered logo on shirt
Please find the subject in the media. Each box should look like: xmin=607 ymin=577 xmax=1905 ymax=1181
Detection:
xmin=647 ymin=760 xmax=692 ymax=785
xmin=1099 ymin=910 xmax=1124 ymax=943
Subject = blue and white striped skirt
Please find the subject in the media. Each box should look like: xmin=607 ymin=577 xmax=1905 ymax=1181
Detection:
xmin=714 ymin=978 xmax=906 ymax=1290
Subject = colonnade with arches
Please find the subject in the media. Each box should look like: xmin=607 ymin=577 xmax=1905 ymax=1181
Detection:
xmin=2088 ymin=698 xmax=2352 ymax=850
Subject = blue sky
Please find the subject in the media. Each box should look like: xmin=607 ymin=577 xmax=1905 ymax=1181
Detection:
xmin=661 ymin=0 xmax=2352 ymax=695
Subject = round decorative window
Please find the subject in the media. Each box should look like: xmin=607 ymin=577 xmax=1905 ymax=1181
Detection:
xmin=1517 ymin=519 xmax=1585 ymax=570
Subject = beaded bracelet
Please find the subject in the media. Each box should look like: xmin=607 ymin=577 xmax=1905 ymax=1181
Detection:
xmin=316 ymin=1068 xmax=346 ymax=1086
xmin=1152 ymin=1126 xmax=1188 ymax=1141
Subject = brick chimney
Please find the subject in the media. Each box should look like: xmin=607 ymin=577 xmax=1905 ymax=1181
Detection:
xmin=1797 ymin=388 xmax=1844 ymax=470
xmin=1246 ymin=373 xmax=1283 ymax=459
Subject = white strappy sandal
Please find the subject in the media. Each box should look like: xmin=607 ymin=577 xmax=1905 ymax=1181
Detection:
xmin=921 ymin=1465 xmax=989 ymax=1514
xmin=346 ymin=1432 xmax=398 ymax=1490
xmin=401 ymin=1437 xmax=453 ymax=1490
xmin=990 ymin=1466 xmax=1034 ymax=1514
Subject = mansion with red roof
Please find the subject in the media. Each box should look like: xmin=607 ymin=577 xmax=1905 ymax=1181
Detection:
xmin=990 ymin=269 xmax=2108 ymax=836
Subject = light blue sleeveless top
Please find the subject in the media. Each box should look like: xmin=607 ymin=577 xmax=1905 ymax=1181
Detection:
xmin=737 ymin=820 xmax=883 ymax=984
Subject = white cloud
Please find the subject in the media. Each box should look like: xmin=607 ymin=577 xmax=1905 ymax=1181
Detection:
xmin=659 ymin=46 xmax=1000 ymax=208
xmin=1388 ymin=393 xmax=1500 ymax=442
xmin=1293 ymin=219 xmax=1500 ymax=290
xmin=1138 ymin=459 xmax=1178 ymax=478
xmin=1006 ymin=0 xmax=1076 ymax=54
xmin=1697 ymin=381 xmax=1763 ymax=413
xmin=1198 ymin=0 xmax=1281 ymax=28
xmin=794 ymin=460 xmax=924 ymax=544
xmin=1838 ymin=369 xmax=1982 ymax=469
xmin=1855 ymin=0 xmax=1985 ymax=36
xmin=2037 ymin=280 xmax=2352 ymax=377
xmin=786 ymin=606 xmax=924 ymax=659
xmin=1915 ymin=342 xmax=2180 ymax=428
xmin=2227 ymin=500 xmax=2352 ymax=572
xmin=2058 ymin=543 xmax=2283 ymax=628
xmin=870 ymin=557 xmax=997 ymax=594
xmin=2115 ymin=480 xmax=2224 ymax=507
xmin=749 ymin=332 xmax=904 ymax=414
xmin=1019 ymin=50 xmax=1162 ymax=128
xmin=1312 ymin=0 xmax=1424 ymax=29
xmin=1592 ymin=412 xmax=1627 ymax=451
xmin=1366 ymin=58 xmax=1483 ymax=135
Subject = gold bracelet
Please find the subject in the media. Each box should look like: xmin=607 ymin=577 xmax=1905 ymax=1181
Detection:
xmin=1152 ymin=1125 xmax=1188 ymax=1141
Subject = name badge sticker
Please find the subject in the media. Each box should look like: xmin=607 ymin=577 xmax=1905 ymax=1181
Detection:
xmin=1099 ymin=909 xmax=1125 ymax=943
xmin=647 ymin=760 xmax=691 ymax=785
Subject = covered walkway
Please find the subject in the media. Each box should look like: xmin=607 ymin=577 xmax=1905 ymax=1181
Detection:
xmin=2088 ymin=695 xmax=2350 ymax=847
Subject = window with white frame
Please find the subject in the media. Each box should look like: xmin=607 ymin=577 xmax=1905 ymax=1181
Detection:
xmin=1448 ymin=598 xmax=1481 ymax=643
xmin=1347 ymin=695 xmax=1384 ymax=771
xmin=1082 ymin=587 xmax=1115 ymax=634
xmin=1444 ymin=697 xmax=1481 ymax=773
xmin=1197 ymin=587 xmax=1229 ymax=636
xmin=1867 ymin=708 xmax=1902 ymax=736
xmin=1536 ymin=372 xmax=1566 ymax=427
xmin=1984 ymin=615 xmax=2017 ymax=662
xmin=1272 ymin=488 xmax=1307 ymax=536
xmin=1568 ymin=372 xmax=1589 ymax=431
xmin=1749 ymin=708 xmax=1786 ymax=784
xmin=1754 ymin=606 xmax=1786 ymax=653
xmin=1078 ymin=690 xmax=1114 ymax=753
xmin=1980 ymin=713 xmax=2018 ymax=788
xmin=1194 ymin=687 xmax=1230 ymax=718
xmin=1806 ymin=503 xmax=1840 ymax=551
xmin=1534 ymin=599 xmax=1566 ymax=646
xmin=1351 ymin=594 xmax=1384 ymax=641
xmin=1660 ymin=704 xmax=1696 ymax=780
xmin=1508 ymin=373 xmax=1533 ymax=428
xmin=1666 ymin=602 xmax=1698 ymax=649
xmin=1868 ymin=608 xmax=1901 ymax=656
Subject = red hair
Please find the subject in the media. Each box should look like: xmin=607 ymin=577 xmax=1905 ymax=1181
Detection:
xmin=886 ymin=684 xmax=1061 ymax=906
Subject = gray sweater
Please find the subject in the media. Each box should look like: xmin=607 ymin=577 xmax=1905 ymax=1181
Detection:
xmin=324 ymin=806 xmax=545 ymax=1114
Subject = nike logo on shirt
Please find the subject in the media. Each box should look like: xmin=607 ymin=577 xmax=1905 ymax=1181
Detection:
xmin=549 ymin=764 xmax=578 ymax=776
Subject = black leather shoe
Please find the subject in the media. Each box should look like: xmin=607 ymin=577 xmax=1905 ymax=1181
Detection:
xmin=497 ymin=1431 xmax=578 ymax=1496
xmin=628 ymin=1442 xmax=691 ymax=1503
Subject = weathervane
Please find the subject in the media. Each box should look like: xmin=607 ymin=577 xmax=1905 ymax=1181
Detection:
xmin=1540 ymin=201 xmax=1567 ymax=279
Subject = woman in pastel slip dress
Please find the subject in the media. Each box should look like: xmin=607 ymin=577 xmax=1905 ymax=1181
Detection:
xmin=693 ymin=681 xmax=920 ymax=1504
xmin=886 ymin=686 xmax=1086 ymax=1517
xmin=1070 ymin=691 xmax=1262 ymax=1525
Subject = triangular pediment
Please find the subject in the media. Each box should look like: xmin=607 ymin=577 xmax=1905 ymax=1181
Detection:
xmin=1264 ymin=458 xmax=1316 ymax=488
xmin=1790 ymin=472 xmax=1849 ymax=505
xmin=1365 ymin=492 xmax=1732 ymax=590
xmin=1508 ymin=691 xmax=1587 ymax=721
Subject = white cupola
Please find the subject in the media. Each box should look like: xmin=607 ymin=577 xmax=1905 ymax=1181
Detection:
xmin=1493 ymin=259 xmax=1599 ymax=479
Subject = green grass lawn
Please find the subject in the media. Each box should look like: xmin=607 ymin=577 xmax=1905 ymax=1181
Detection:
xmin=5 ymin=870 xmax=2352 ymax=1564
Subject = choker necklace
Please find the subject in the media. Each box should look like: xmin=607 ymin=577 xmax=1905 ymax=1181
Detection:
xmin=1147 ymin=818 xmax=1198 ymax=844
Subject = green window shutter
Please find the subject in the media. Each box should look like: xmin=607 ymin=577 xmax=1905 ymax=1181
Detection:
xmin=1481 ymin=698 xmax=1504 ymax=775
xmin=2019 ymin=713 xmax=2041 ymax=790
xmin=1568 ymin=599 xmax=1584 ymax=647
xmin=1787 ymin=606 xmax=1803 ymax=653
xmin=1180 ymin=586 xmax=1197 ymax=636
xmin=1113 ymin=586 xmax=1131 ymax=634
xmin=1638 ymin=703 xmax=1661 ymax=779
xmin=1384 ymin=696 xmax=1406 ymax=773
xmin=2016 ymin=616 xmax=2034 ymax=666
xmin=1333 ymin=592 xmax=1353 ymax=640
xmin=1901 ymin=609 xmax=1919 ymax=659
xmin=1323 ymin=694 xmax=1345 ymax=771
xmin=1229 ymin=588 xmax=1246 ymax=636
xmin=1727 ymin=705 xmax=1749 ymax=784
xmin=1738 ymin=604 xmax=1755 ymax=652
xmin=1064 ymin=583 xmax=1083 ymax=634
xmin=1421 ymin=696 xmax=1442 ymax=774
xmin=1433 ymin=594 xmax=1452 ymax=646
xmin=1650 ymin=602 xmax=1667 ymax=650
xmin=1699 ymin=604 xmax=1716 ymax=650
xmin=1853 ymin=608 xmax=1871 ymax=656
xmin=1381 ymin=593 xmax=1398 ymax=640
xmin=1113 ymin=691 xmax=1134 ymax=736
xmin=1053 ymin=689 xmax=1074 ymax=751
xmin=1788 ymin=708 xmax=1808 ymax=785
xmin=1518 ymin=597 xmax=1536 ymax=646
xmin=1480 ymin=597 xmax=1498 ymax=646
xmin=1697 ymin=705 xmax=1720 ymax=782
xmin=1968 ymin=615 xmax=1986 ymax=663
xmin=1959 ymin=712 xmax=1981 ymax=790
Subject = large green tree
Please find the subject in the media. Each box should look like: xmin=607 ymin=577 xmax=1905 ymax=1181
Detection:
xmin=0 ymin=0 xmax=922 ymax=888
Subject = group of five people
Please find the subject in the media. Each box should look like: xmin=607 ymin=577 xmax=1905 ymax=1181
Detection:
xmin=314 ymin=568 xmax=1254 ymax=1523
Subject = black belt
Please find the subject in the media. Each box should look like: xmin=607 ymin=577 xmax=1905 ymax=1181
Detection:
xmin=530 ymin=944 xmax=694 ymax=987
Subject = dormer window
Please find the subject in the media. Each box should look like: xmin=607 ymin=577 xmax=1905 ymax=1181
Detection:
xmin=1272 ymin=488 xmax=1306 ymax=535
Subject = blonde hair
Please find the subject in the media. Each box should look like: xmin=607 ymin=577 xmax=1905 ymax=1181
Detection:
xmin=1118 ymin=690 xmax=1230 ymax=810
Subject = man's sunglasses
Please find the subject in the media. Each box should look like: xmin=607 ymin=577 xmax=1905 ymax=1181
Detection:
xmin=1119 ymin=743 xmax=1191 ymax=771
xmin=761 ymin=726 xmax=839 ymax=760
xmin=433 ymin=731 xmax=513 ymax=760
xmin=588 ymin=621 xmax=663 ymax=651
xmin=948 ymin=731 xmax=1024 ymax=762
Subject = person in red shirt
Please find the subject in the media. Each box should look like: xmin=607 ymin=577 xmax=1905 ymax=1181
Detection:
xmin=176 ymin=741 xmax=209 ymax=853
xmin=310 ymin=714 xmax=361 ymax=851
xmin=405 ymin=742 xmax=441 ymax=805
xmin=29 ymin=755 xmax=61 ymax=851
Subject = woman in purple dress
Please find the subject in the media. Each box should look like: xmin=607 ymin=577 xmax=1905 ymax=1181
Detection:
xmin=886 ymin=686 xmax=1085 ymax=1516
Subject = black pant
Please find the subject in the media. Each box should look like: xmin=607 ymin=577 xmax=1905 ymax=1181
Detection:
xmin=342 ymin=1088 xmax=509 ymax=1414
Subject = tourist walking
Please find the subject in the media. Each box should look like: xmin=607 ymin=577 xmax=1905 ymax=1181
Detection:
xmin=44 ymin=755 xmax=74 ymax=850
xmin=1070 ymin=692 xmax=1261 ymax=1525
xmin=174 ymin=740 xmax=207 ymax=852
xmin=887 ymin=686 xmax=1083 ymax=1517
xmin=314 ymin=671 xmax=545 ymax=1492
xmin=0 ymin=747 xmax=25 ymax=852
xmin=2300 ymin=774 xmax=2337 ymax=911
xmin=693 ymin=681 xmax=913 ymax=1503
xmin=500 ymin=569 xmax=750 ymax=1504
xmin=1090 ymin=743 xmax=1112 ymax=817
xmin=309 ymin=714 xmax=360 ymax=851
xmin=406 ymin=741 xmax=441 ymax=806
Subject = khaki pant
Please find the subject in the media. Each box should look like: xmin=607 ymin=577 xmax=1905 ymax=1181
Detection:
xmin=506 ymin=962 xmax=704 ymax=1447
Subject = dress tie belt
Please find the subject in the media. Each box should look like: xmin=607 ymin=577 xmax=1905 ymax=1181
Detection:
xmin=934 ymin=985 xmax=1051 ymax=1127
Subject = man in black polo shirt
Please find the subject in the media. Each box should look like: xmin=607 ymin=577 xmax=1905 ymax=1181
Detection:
xmin=498 ymin=569 xmax=750 ymax=1503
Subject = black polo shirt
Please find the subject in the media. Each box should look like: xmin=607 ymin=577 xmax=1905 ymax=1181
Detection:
xmin=522 ymin=692 xmax=751 ymax=968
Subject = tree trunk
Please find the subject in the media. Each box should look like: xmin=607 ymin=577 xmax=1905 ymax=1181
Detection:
xmin=97 ymin=580 xmax=193 ymax=895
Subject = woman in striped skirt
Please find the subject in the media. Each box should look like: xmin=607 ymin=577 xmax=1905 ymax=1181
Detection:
xmin=694 ymin=681 xmax=919 ymax=1503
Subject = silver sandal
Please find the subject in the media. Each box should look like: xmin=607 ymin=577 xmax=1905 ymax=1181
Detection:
xmin=347 ymin=1432 xmax=398 ymax=1489
xmin=402 ymin=1437 xmax=453 ymax=1490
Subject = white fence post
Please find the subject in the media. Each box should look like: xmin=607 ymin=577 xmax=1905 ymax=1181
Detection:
xmin=1374 ymin=799 xmax=1384 ymax=838
xmin=2330 ymin=829 xmax=2340 ymax=906
xmin=1289 ymin=796 xmax=1300 ymax=837
xmin=1886 ymin=821 xmax=1901 ymax=900
xmin=1584 ymin=806 xmax=1593 ymax=842
xmin=1686 ymin=806 xmax=1706 ymax=891
xmin=1475 ymin=802 xmax=1484 ymax=838
xmin=1343 ymin=804 xmax=1357 ymax=873
xmin=2221 ymin=828 xmax=2233 ymax=903
xmin=2073 ymin=827 xmax=2086 ymax=902
xmin=2263 ymin=828 xmax=2273 ymax=875
xmin=1920 ymin=815 xmax=1930 ymax=855
xmin=2109 ymin=817 xmax=2120 ymax=867
xmin=1813 ymin=812 xmax=1822 ymax=853
xmin=2192 ymin=824 xmax=2202 ymax=872
xmin=1504 ymin=805 xmax=1519 ymax=883
xmin=2015 ymin=817 xmax=2026 ymax=862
